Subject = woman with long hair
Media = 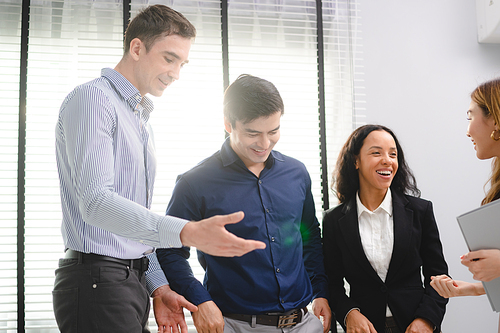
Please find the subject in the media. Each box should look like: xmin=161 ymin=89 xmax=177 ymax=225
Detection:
xmin=431 ymin=78 xmax=500 ymax=329
xmin=323 ymin=124 xmax=448 ymax=333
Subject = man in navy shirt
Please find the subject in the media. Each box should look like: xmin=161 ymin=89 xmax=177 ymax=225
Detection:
xmin=157 ymin=74 xmax=331 ymax=333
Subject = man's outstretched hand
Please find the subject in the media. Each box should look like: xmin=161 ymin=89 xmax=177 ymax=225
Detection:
xmin=180 ymin=211 xmax=266 ymax=257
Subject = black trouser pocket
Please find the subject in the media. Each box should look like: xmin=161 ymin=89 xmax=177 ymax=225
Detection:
xmin=52 ymin=287 xmax=78 ymax=333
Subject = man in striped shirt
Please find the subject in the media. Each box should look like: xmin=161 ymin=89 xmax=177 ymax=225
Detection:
xmin=53 ymin=5 xmax=265 ymax=333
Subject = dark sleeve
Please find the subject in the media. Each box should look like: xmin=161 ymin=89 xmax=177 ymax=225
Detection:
xmin=414 ymin=200 xmax=449 ymax=330
xmin=156 ymin=176 xmax=212 ymax=306
xmin=301 ymin=173 xmax=329 ymax=300
xmin=322 ymin=209 xmax=359 ymax=330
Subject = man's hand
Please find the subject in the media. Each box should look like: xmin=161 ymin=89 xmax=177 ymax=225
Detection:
xmin=404 ymin=318 xmax=433 ymax=333
xmin=461 ymin=249 xmax=500 ymax=281
xmin=192 ymin=301 xmax=225 ymax=333
xmin=180 ymin=211 xmax=266 ymax=257
xmin=152 ymin=285 xmax=198 ymax=333
xmin=430 ymin=274 xmax=485 ymax=298
xmin=312 ymin=297 xmax=331 ymax=333
xmin=345 ymin=309 xmax=377 ymax=333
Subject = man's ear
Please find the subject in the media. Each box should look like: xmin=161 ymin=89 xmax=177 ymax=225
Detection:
xmin=224 ymin=118 xmax=232 ymax=134
xmin=128 ymin=38 xmax=143 ymax=61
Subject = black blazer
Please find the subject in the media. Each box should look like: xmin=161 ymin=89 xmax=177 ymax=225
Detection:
xmin=322 ymin=190 xmax=448 ymax=333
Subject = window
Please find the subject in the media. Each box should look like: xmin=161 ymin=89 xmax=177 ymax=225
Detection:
xmin=1 ymin=0 xmax=362 ymax=331
xmin=0 ymin=1 xmax=22 ymax=331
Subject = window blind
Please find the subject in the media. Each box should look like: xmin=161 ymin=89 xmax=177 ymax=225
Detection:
xmin=323 ymin=0 xmax=363 ymax=208
xmin=1 ymin=1 xmax=362 ymax=332
xmin=227 ymin=0 xmax=324 ymax=218
xmin=0 ymin=2 xmax=22 ymax=331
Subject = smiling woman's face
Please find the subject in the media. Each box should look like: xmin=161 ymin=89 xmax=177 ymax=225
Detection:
xmin=466 ymin=100 xmax=498 ymax=160
xmin=356 ymin=130 xmax=398 ymax=196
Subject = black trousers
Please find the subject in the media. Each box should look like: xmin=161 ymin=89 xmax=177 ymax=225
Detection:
xmin=52 ymin=255 xmax=150 ymax=333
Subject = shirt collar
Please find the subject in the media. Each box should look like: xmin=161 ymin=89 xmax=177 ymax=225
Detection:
xmin=220 ymin=137 xmax=281 ymax=169
xmin=356 ymin=188 xmax=393 ymax=218
xmin=101 ymin=68 xmax=154 ymax=122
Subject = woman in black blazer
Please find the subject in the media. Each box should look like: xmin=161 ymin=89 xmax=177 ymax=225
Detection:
xmin=323 ymin=125 xmax=448 ymax=333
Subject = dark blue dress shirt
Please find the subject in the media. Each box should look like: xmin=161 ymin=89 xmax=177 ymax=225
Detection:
xmin=157 ymin=138 xmax=328 ymax=315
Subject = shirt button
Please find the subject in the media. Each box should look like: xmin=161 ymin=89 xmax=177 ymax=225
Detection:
xmin=258 ymin=180 xmax=262 ymax=184
xmin=92 ymin=284 xmax=97 ymax=289
xmin=281 ymin=299 xmax=285 ymax=303
xmin=266 ymin=208 xmax=269 ymax=213
xmin=271 ymin=237 xmax=275 ymax=242
xmin=276 ymin=268 xmax=280 ymax=273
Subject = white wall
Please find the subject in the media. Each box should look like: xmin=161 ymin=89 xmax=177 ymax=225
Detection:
xmin=359 ymin=0 xmax=500 ymax=332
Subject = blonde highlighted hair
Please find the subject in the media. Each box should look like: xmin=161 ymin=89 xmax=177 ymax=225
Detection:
xmin=471 ymin=78 xmax=500 ymax=204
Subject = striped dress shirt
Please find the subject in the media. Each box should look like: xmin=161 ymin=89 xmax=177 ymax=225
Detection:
xmin=55 ymin=68 xmax=188 ymax=293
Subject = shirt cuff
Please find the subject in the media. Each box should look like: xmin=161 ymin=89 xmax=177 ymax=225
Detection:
xmin=145 ymin=252 xmax=169 ymax=295
xmin=158 ymin=215 xmax=189 ymax=249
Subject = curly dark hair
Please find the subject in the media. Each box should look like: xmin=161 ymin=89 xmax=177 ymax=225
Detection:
xmin=333 ymin=124 xmax=420 ymax=203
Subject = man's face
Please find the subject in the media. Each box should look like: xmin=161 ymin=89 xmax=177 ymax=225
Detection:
xmin=134 ymin=34 xmax=191 ymax=97
xmin=225 ymin=112 xmax=281 ymax=174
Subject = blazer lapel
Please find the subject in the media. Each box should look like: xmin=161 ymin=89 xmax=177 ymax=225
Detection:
xmin=386 ymin=190 xmax=413 ymax=284
xmin=338 ymin=196 xmax=383 ymax=283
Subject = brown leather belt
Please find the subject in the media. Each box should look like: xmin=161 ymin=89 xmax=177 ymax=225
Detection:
xmin=65 ymin=249 xmax=149 ymax=273
xmin=224 ymin=307 xmax=308 ymax=328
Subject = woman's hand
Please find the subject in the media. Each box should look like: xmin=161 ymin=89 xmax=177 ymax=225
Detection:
xmin=404 ymin=318 xmax=433 ymax=333
xmin=345 ymin=309 xmax=377 ymax=333
xmin=430 ymin=275 xmax=485 ymax=297
xmin=461 ymin=249 xmax=500 ymax=282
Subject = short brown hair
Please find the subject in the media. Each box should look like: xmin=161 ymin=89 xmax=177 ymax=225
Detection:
xmin=124 ymin=4 xmax=196 ymax=54
xmin=223 ymin=74 xmax=284 ymax=127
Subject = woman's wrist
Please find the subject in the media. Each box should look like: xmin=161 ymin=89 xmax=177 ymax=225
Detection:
xmin=474 ymin=282 xmax=486 ymax=296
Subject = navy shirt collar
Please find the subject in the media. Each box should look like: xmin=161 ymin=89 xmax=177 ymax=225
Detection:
xmin=220 ymin=137 xmax=283 ymax=171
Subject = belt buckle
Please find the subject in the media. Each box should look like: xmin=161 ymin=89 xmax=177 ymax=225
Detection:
xmin=277 ymin=311 xmax=299 ymax=328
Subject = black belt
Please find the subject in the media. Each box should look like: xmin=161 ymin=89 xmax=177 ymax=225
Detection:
xmin=224 ymin=307 xmax=307 ymax=328
xmin=65 ymin=249 xmax=149 ymax=273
